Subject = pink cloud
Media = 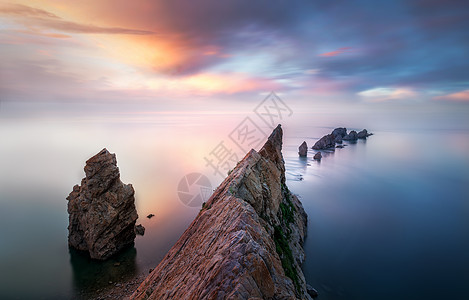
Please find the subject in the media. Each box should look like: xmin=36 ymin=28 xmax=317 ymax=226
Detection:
xmin=319 ymin=47 xmax=352 ymax=57
xmin=357 ymin=87 xmax=417 ymax=102
xmin=434 ymin=90 xmax=469 ymax=102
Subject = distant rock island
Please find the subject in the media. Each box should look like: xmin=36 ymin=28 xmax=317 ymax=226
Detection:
xmin=67 ymin=148 xmax=139 ymax=260
xmin=131 ymin=125 xmax=315 ymax=299
xmin=312 ymin=127 xmax=372 ymax=150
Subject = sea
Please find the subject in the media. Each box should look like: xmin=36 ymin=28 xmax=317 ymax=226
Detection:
xmin=1 ymin=101 xmax=468 ymax=299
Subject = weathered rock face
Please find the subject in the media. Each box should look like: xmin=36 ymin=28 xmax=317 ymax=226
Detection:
xmin=67 ymin=148 xmax=138 ymax=260
xmin=312 ymin=133 xmax=335 ymax=150
xmin=131 ymin=125 xmax=311 ymax=300
xmin=343 ymin=130 xmax=358 ymax=141
xmin=299 ymin=141 xmax=308 ymax=157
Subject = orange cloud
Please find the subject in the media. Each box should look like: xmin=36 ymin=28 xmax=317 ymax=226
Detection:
xmin=319 ymin=47 xmax=352 ymax=57
xmin=0 ymin=3 xmax=155 ymax=35
xmin=0 ymin=3 xmax=58 ymax=18
xmin=0 ymin=1 xmax=293 ymax=98
xmin=434 ymin=90 xmax=469 ymax=102
xmin=1 ymin=2 xmax=232 ymax=75
xmin=15 ymin=29 xmax=71 ymax=38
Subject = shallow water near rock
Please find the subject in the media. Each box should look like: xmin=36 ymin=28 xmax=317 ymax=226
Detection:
xmin=1 ymin=106 xmax=468 ymax=299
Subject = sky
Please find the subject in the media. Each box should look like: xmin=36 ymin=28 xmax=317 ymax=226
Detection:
xmin=1 ymin=0 xmax=469 ymax=112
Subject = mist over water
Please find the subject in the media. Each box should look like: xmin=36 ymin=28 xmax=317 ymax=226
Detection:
xmin=1 ymin=102 xmax=468 ymax=299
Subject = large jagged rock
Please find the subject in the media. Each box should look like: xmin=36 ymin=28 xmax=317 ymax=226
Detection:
xmin=312 ymin=133 xmax=335 ymax=150
xmin=67 ymin=148 xmax=138 ymax=260
xmin=131 ymin=125 xmax=311 ymax=299
xmin=298 ymin=141 xmax=308 ymax=157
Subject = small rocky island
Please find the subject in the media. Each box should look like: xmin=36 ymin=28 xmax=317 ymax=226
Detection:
xmin=312 ymin=127 xmax=372 ymax=150
xmin=299 ymin=141 xmax=308 ymax=157
xmin=67 ymin=148 xmax=139 ymax=260
xmin=131 ymin=125 xmax=315 ymax=299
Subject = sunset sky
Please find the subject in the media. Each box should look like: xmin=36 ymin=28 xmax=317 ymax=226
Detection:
xmin=1 ymin=0 xmax=469 ymax=111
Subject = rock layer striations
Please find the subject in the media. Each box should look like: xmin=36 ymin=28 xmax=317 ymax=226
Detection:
xmin=131 ymin=125 xmax=311 ymax=299
xmin=67 ymin=148 xmax=138 ymax=260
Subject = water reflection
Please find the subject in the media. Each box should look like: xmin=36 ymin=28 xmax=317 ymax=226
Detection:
xmin=69 ymin=245 xmax=137 ymax=297
xmin=298 ymin=156 xmax=309 ymax=170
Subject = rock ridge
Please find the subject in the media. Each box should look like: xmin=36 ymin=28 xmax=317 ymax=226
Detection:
xmin=131 ymin=125 xmax=311 ymax=299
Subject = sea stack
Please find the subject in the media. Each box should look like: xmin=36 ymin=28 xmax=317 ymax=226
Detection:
xmin=67 ymin=148 xmax=138 ymax=260
xmin=132 ymin=125 xmax=312 ymax=299
xmin=299 ymin=141 xmax=308 ymax=157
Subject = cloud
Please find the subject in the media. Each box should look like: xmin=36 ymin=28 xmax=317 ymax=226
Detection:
xmin=434 ymin=90 xmax=469 ymax=102
xmin=13 ymin=29 xmax=71 ymax=39
xmin=0 ymin=3 xmax=59 ymax=18
xmin=1 ymin=0 xmax=469 ymax=102
xmin=319 ymin=47 xmax=352 ymax=57
xmin=34 ymin=19 xmax=155 ymax=35
xmin=358 ymin=87 xmax=417 ymax=102
xmin=0 ymin=3 xmax=155 ymax=35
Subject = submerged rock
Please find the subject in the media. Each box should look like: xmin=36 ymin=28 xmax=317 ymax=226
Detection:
xmin=314 ymin=152 xmax=322 ymax=160
xmin=299 ymin=141 xmax=308 ymax=157
xmin=306 ymin=284 xmax=319 ymax=298
xmin=343 ymin=130 xmax=358 ymax=141
xmin=131 ymin=125 xmax=312 ymax=299
xmin=67 ymin=148 xmax=138 ymax=260
xmin=135 ymin=224 xmax=145 ymax=236
xmin=312 ymin=134 xmax=335 ymax=150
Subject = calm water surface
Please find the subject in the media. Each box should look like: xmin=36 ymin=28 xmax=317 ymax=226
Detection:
xmin=1 ymin=107 xmax=468 ymax=299
xmin=285 ymin=127 xmax=469 ymax=300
